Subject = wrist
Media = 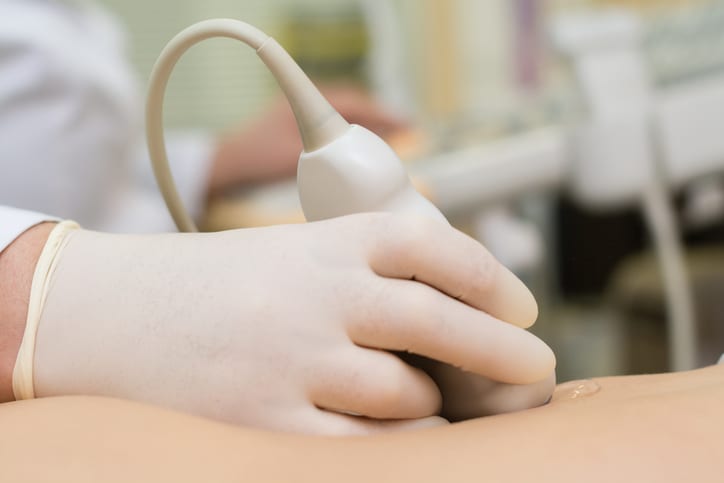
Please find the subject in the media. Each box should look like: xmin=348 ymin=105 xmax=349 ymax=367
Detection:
xmin=0 ymin=222 xmax=55 ymax=402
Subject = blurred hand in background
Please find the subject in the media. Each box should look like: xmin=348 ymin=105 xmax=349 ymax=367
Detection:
xmin=208 ymin=83 xmax=409 ymax=195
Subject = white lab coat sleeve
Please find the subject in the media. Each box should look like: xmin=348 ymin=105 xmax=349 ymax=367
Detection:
xmin=0 ymin=1 xmax=217 ymax=233
xmin=0 ymin=1 xmax=139 ymax=229
xmin=0 ymin=206 xmax=58 ymax=254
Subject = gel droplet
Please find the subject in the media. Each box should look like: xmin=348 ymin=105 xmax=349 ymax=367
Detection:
xmin=554 ymin=379 xmax=601 ymax=401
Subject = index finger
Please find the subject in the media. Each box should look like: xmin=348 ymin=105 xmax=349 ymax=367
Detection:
xmin=348 ymin=279 xmax=555 ymax=385
xmin=367 ymin=216 xmax=538 ymax=328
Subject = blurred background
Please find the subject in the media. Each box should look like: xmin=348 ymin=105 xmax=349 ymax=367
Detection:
xmin=99 ymin=0 xmax=724 ymax=382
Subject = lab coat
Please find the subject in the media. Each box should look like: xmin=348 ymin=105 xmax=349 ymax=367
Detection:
xmin=0 ymin=0 xmax=213 ymax=233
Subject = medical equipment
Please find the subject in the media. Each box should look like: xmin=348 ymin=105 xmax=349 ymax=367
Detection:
xmin=146 ymin=19 xmax=445 ymax=231
xmin=410 ymin=12 xmax=701 ymax=372
xmin=365 ymin=5 xmax=706 ymax=372
xmin=145 ymin=18 xmax=558 ymax=420
xmin=553 ymin=12 xmax=697 ymax=372
xmin=145 ymin=10 xmax=720 ymax=373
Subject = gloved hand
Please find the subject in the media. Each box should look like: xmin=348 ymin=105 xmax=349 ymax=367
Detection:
xmin=18 ymin=213 xmax=554 ymax=434
xmin=405 ymin=354 xmax=556 ymax=421
xmin=369 ymin=216 xmax=556 ymax=422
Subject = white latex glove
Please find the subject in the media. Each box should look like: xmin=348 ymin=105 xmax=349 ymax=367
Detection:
xmin=405 ymin=354 xmax=556 ymax=421
xmin=24 ymin=213 xmax=554 ymax=434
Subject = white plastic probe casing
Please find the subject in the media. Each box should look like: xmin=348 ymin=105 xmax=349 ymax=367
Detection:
xmin=257 ymin=37 xmax=446 ymax=224
xmin=146 ymin=18 xmax=445 ymax=230
xmin=256 ymin=38 xmax=350 ymax=153
xmin=297 ymin=124 xmax=447 ymax=223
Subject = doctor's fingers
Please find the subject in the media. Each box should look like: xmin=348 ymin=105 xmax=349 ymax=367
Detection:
xmin=412 ymin=358 xmax=557 ymax=421
xmin=296 ymin=410 xmax=449 ymax=436
xmin=366 ymin=215 xmax=538 ymax=329
xmin=348 ymin=278 xmax=555 ymax=385
xmin=308 ymin=348 xmax=442 ymax=420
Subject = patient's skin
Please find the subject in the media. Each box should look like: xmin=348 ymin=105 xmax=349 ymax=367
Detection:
xmin=1 ymin=365 xmax=722 ymax=483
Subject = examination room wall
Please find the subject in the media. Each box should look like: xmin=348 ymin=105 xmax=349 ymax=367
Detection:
xmin=99 ymin=0 xmax=724 ymax=381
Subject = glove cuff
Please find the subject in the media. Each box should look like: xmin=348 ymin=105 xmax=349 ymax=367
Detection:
xmin=12 ymin=220 xmax=79 ymax=400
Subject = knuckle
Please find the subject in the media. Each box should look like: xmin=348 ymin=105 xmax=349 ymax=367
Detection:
xmin=354 ymin=279 xmax=440 ymax=345
xmin=403 ymin=285 xmax=446 ymax=335
xmin=374 ymin=358 xmax=439 ymax=417
xmin=398 ymin=215 xmax=439 ymax=244
xmin=375 ymin=366 xmax=408 ymax=409
xmin=348 ymin=279 xmax=394 ymax=340
xmin=469 ymin=248 xmax=498 ymax=297
xmin=381 ymin=215 xmax=437 ymax=255
xmin=361 ymin=211 xmax=397 ymax=235
xmin=382 ymin=287 xmax=437 ymax=349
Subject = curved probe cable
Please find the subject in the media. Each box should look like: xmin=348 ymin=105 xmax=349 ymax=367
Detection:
xmin=641 ymin=178 xmax=698 ymax=371
xmin=146 ymin=19 xmax=349 ymax=232
xmin=146 ymin=19 xmax=269 ymax=232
